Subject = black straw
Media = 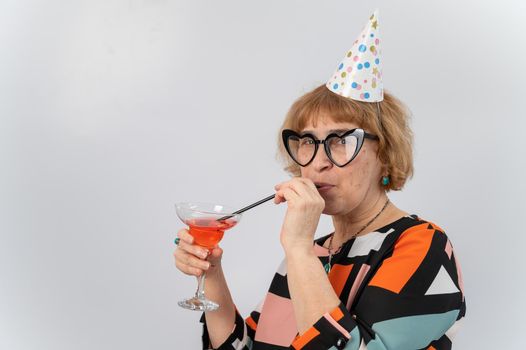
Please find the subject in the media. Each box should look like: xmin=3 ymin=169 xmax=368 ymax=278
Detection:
xmin=218 ymin=194 xmax=276 ymax=221
xmin=217 ymin=185 xmax=321 ymax=221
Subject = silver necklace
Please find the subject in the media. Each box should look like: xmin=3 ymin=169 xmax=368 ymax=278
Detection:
xmin=324 ymin=198 xmax=390 ymax=273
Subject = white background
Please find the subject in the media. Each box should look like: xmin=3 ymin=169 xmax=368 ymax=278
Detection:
xmin=1 ymin=0 xmax=525 ymax=349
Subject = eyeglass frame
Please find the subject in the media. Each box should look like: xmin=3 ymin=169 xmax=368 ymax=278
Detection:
xmin=281 ymin=128 xmax=380 ymax=168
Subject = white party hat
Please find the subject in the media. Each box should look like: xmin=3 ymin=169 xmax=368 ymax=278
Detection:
xmin=326 ymin=10 xmax=383 ymax=102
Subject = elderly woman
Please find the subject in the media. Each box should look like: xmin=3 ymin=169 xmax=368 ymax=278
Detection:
xmin=174 ymin=11 xmax=465 ymax=350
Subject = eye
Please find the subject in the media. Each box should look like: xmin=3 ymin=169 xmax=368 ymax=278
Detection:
xmin=328 ymin=137 xmax=345 ymax=146
xmin=300 ymin=138 xmax=314 ymax=145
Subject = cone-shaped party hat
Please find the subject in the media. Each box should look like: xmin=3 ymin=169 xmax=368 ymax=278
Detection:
xmin=326 ymin=10 xmax=383 ymax=102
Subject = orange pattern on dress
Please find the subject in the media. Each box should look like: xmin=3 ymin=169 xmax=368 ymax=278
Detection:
xmin=291 ymin=327 xmax=320 ymax=349
xmin=328 ymin=263 xmax=354 ymax=297
xmin=246 ymin=316 xmax=257 ymax=331
xmin=369 ymin=223 xmax=434 ymax=294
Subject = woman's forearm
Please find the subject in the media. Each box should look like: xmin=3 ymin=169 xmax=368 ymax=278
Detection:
xmin=286 ymin=249 xmax=341 ymax=334
xmin=202 ymin=266 xmax=237 ymax=348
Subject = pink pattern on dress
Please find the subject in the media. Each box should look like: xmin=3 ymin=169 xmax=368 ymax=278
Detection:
xmin=445 ymin=239 xmax=453 ymax=259
xmin=255 ymin=292 xmax=298 ymax=347
xmin=346 ymin=264 xmax=371 ymax=310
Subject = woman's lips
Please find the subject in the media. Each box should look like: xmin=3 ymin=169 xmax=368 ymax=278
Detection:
xmin=315 ymin=183 xmax=335 ymax=192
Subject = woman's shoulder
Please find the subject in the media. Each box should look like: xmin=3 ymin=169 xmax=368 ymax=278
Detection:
xmin=376 ymin=214 xmax=454 ymax=257
xmin=391 ymin=215 xmax=458 ymax=260
xmin=395 ymin=214 xmax=449 ymax=239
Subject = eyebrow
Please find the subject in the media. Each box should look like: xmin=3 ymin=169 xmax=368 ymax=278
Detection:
xmin=301 ymin=129 xmax=350 ymax=136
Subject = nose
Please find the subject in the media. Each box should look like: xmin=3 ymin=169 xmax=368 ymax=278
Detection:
xmin=310 ymin=144 xmax=333 ymax=172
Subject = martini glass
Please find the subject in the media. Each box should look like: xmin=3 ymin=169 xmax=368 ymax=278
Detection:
xmin=175 ymin=202 xmax=241 ymax=311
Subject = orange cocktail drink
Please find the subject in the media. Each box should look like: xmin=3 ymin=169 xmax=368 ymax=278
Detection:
xmin=186 ymin=217 xmax=237 ymax=249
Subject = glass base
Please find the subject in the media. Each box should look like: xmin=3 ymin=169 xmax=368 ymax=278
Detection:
xmin=178 ymin=296 xmax=219 ymax=311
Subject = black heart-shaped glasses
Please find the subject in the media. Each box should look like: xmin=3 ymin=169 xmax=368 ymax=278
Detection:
xmin=282 ymin=128 xmax=379 ymax=167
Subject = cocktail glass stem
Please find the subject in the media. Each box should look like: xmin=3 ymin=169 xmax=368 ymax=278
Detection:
xmin=178 ymin=253 xmax=219 ymax=311
xmin=196 ymin=273 xmax=206 ymax=300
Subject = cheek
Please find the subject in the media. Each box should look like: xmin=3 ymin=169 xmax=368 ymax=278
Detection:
xmin=342 ymin=150 xmax=375 ymax=187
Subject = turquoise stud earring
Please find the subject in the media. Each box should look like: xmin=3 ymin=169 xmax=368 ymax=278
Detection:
xmin=381 ymin=176 xmax=390 ymax=186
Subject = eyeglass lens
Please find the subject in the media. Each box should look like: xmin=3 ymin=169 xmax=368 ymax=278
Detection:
xmin=286 ymin=134 xmax=359 ymax=166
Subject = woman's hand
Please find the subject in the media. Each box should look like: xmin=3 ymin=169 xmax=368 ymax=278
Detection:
xmin=274 ymin=177 xmax=325 ymax=254
xmin=173 ymin=229 xmax=224 ymax=277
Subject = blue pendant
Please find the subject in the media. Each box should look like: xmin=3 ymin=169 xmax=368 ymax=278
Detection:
xmin=324 ymin=263 xmax=331 ymax=273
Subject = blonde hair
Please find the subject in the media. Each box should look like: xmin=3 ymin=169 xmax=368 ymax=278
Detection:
xmin=277 ymin=84 xmax=414 ymax=191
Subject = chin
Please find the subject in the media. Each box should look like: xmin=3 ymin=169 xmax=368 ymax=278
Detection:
xmin=322 ymin=203 xmax=340 ymax=216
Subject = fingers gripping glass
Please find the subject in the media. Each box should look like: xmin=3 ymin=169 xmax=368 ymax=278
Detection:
xmin=282 ymin=129 xmax=379 ymax=167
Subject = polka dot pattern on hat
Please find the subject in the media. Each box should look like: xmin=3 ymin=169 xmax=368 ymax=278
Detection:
xmin=326 ymin=9 xmax=384 ymax=102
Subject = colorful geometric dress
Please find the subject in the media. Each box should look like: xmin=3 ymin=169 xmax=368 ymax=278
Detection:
xmin=201 ymin=215 xmax=466 ymax=349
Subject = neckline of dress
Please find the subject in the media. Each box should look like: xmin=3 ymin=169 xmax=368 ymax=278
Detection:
xmin=314 ymin=214 xmax=419 ymax=252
